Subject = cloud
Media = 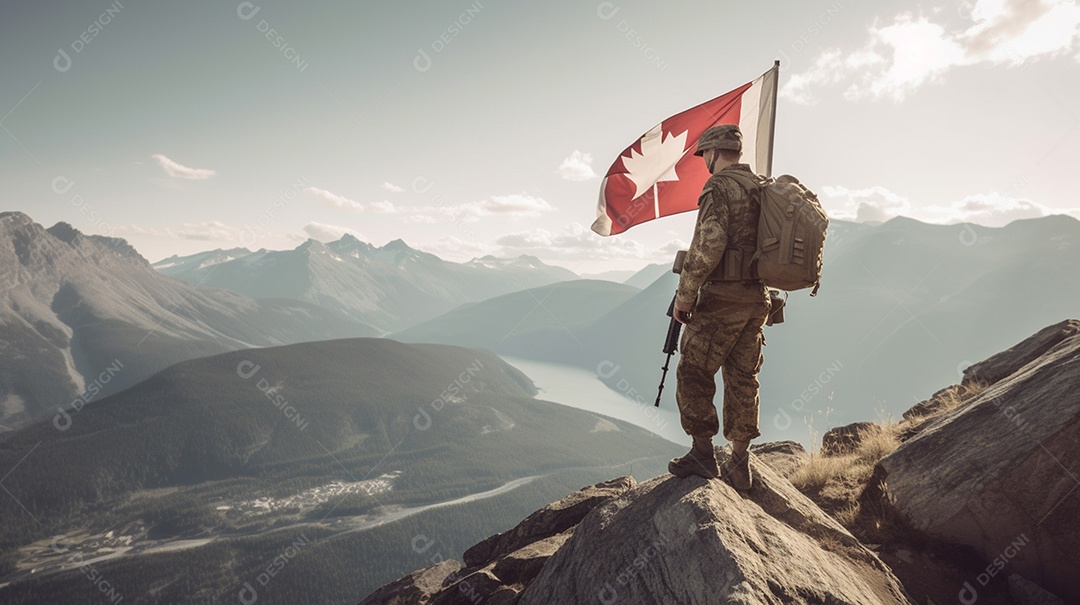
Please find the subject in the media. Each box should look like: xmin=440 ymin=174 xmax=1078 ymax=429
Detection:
xmin=302 ymin=221 xmax=366 ymax=242
xmin=557 ymin=150 xmax=600 ymax=181
xmin=925 ymin=193 xmax=1080 ymax=226
xmin=409 ymin=193 xmax=555 ymax=223
xmin=116 ymin=221 xmax=240 ymax=241
xmin=382 ymin=181 xmax=405 ymax=193
xmin=659 ymin=238 xmax=690 ymax=256
xmin=496 ymin=222 xmax=648 ymax=260
xmin=151 ymin=154 xmax=217 ymax=180
xmin=821 ymin=183 xmax=1080 ymax=226
xmin=820 ymin=185 xmax=912 ymax=223
xmin=415 ymin=236 xmax=497 ymax=260
xmin=782 ymin=0 xmax=1080 ymax=103
xmin=306 ymin=187 xmax=397 ymax=213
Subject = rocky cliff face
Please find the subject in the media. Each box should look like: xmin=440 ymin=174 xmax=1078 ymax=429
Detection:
xmin=881 ymin=319 xmax=1080 ymax=602
xmin=360 ymin=446 xmax=912 ymax=605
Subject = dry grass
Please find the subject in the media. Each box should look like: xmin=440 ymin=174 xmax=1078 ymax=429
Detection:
xmin=791 ymin=424 xmax=900 ymax=491
xmin=790 ymin=421 xmax=908 ymax=543
xmin=903 ymin=381 xmax=990 ymax=423
xmin=789 ymin=454 xmax=858 ymax=492
xmin=790 ymin=381 xmax=991 ymax=545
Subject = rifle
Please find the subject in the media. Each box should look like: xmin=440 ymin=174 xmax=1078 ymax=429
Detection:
xmin=655 ymin=251 xmax=687 ymax=407
xmin=653 ymin=254 xmax=787 ymax=407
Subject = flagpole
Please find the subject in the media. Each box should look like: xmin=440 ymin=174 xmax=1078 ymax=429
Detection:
xmin=766 ymin=60 xmax=780 ymax=178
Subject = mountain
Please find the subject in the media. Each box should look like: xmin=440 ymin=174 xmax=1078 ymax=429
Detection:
xmin=407 ymin=216 xmax=1080 ymax=442
xmin=152 ymin=238 xmax=580 ymax=333
xmin=578 ymin=268 xmax=637 ymax=282
xmin=623 ymin=261 xmax=670 ymax=289
xmin=0 ymin=212 xmax=373 ymax=429
xmin=0 ymin=338 xmax=681 ymax=604
xmin=152 ymin=246 xmax=252 ymax=274
xmin=390 ymin=279 xmax=641 ymax=357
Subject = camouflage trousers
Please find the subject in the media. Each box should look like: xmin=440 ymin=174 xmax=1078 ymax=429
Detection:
xmin=675 ymin=292 xmax=770 ymax=443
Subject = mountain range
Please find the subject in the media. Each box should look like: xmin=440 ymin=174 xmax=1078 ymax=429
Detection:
xmin=0 ymin=211 xmax=374 ymax=430
xmin=384 ymin=215 xmax=1080 ymax=441
xmin=152 ymin=236 xmax=579 ymax=333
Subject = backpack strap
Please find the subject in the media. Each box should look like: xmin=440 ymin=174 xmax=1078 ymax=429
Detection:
xmin=705 ymin=169 xmax=765 ymax=282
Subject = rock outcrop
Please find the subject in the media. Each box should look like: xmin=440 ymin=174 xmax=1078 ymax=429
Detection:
xmin=519 ymin=452 xmax=911 ymax=605
xmin=359 ymin=477 xmax=637 ymax=605
xmin=821 ymin=421 xmax=877 ymax=455
xmin=962 ymin=319 xmax=1080 ymax=386
xmin=749 ymin=440 xmax=808 ymax=478
xmin=362 ymin=453 xmax=912 ymax=605
xmin=881 ymin=320 xmax=1080 ymax=602
xmin=357 ymin=560 xmax=463 ymax=605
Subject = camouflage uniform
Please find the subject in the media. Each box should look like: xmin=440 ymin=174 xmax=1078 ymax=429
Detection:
xmin=675 ymin=164 xmax=770 ymax=443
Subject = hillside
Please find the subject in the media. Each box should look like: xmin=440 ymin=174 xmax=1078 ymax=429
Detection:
xmin=153 ymin=237 xmax=579 ymax=333
xmin=0 ymin=212 xmax=374 ymax=429
xmin=0 ymin=338 xmax=681 ymax=603
xmin=390 ymin=279 xmax=641 ymax=355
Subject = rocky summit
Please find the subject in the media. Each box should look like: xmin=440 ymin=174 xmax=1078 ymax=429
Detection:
xmin=361 ymin=450 xmax=913 ymax=605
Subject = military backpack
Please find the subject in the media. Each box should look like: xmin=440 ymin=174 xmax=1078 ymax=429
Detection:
xmin=718 ymin=171 xmax=828 ymax=295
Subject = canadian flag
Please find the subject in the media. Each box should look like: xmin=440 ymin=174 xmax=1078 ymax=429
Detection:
xmin=591 ymin=63 xmax=779 ymax=236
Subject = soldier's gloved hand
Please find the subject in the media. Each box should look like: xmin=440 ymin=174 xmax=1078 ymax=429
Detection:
xmin=674 ymin=299 xmax=693 ymax=325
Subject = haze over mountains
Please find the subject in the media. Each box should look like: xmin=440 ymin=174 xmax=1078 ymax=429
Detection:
xmin=388 ymin=215 xmax=1080 ymax=440
xmin=153 ymin=236 xmax=579 ymax=333
xmin=8 ymin=208 xmax=1077 ymax=444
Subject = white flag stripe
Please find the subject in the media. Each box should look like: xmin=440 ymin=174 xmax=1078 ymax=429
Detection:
xmin=738 ymin=64 xmax=778 ymax=177
xmin=756 ymin=65 xmax=779 ymax=177
xmin=738 ymin=77 xmax=764 ymax=176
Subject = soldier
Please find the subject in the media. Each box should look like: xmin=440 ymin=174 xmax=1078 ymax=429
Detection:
xmin=667 ymin=124 xmax=770 ymax=490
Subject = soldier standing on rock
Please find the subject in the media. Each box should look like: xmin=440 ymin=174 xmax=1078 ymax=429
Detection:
xmin=667 ymin=124 xmax=771 ymax=490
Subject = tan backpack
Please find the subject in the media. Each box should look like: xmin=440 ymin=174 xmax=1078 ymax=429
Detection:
xmin=721 ymin=171 xmax=828 ymax=295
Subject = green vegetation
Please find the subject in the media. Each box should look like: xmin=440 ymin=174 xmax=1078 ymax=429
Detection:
xmin=0 ymin=338 xmax=680 ymax=603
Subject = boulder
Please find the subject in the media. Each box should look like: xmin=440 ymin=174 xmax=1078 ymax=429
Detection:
xmin=461 ymin=476 xmax=634 ymax=567
xmin=821 ymin=421 xmax=877 ymax=455
xmin=518 ymin=453 xmax=913 ymax=604
xmin=902 ymin=385 xmax=963 ymax=421
xmin=880 ymin=325 xmax=1080 ymax=602
xmin=430 ymin=531 xmax=573 ymax=605
xmin=357 ymin=559 xmax=462 ymax=605
xmin=361 ymin=477 xmax=634 ymax=605
xmin=749 ymin=440 xmax=809 ymax=478
xmin=962 ymin=319 xmax=1080 ymax=387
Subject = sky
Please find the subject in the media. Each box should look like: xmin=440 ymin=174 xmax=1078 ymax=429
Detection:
xmin=2 ymin=0 xmax=1079 ymax=274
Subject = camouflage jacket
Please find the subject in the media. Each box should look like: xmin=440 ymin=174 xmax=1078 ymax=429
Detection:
xmin=675 ymin=163 xmax=769 ymax=306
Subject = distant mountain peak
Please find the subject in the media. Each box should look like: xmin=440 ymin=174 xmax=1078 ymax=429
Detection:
xmin=382 ymin=238 xmax=412 ymax=251
xmin=0 ymin=210 xmax=34 ymax=224
xmin=46 ymin=221 xmax=82 ymax=244
xmin=298 ymin=238 xmax=328 ymax=251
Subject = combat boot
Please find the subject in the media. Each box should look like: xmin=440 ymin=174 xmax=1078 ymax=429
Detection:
xmin=668 ymin=436 xmax=719 ymax=479
xmin=724 ymin=449 xmax=753 ymax=491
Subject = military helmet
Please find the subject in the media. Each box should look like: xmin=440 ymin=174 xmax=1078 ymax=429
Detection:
xmin=694 ymin=124 xmax=742 ymax=155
